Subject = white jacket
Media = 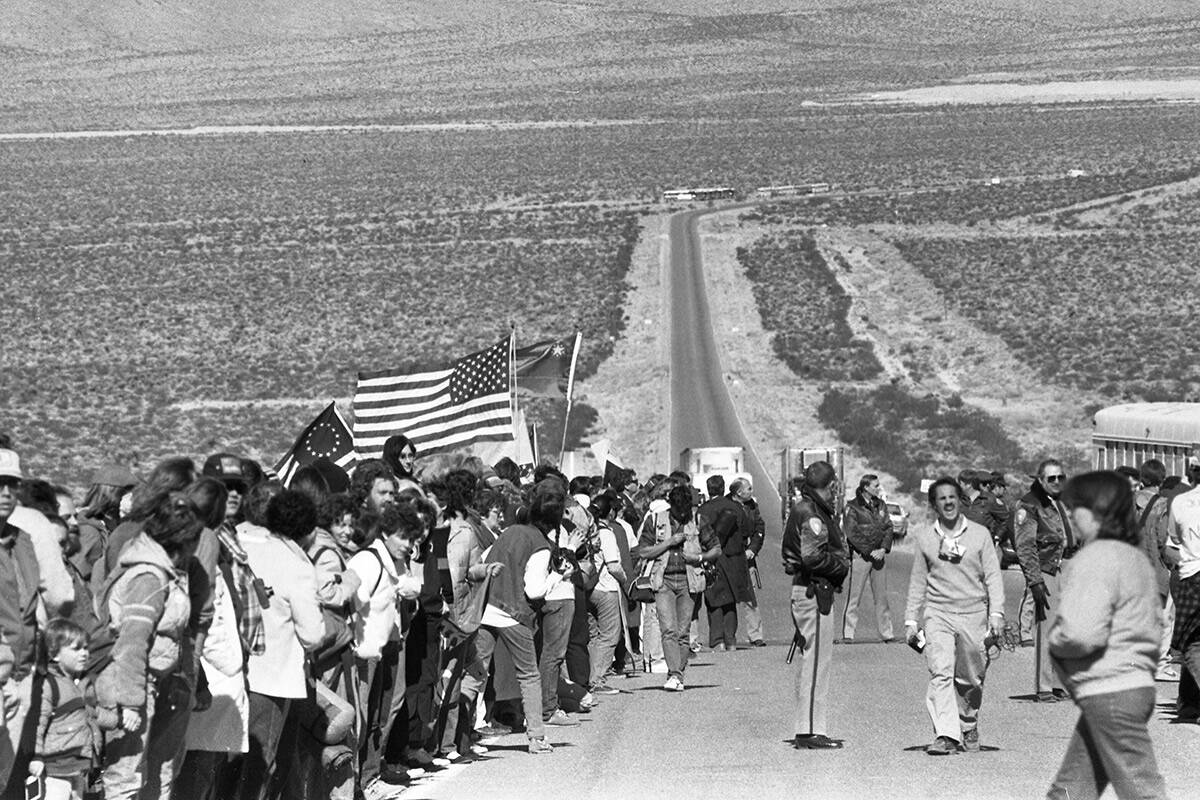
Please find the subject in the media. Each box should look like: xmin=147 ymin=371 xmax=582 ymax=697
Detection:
xmin=348 ymin=541 xmax=422 ymax=660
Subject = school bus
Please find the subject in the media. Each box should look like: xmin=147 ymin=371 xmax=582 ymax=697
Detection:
xmin=1092 ymin=402 xmax=1200 ymax=476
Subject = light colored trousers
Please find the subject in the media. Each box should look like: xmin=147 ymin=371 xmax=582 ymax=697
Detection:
xmin=923 ymin=609 xmax=988 ymax=742
xmin=840 ymin=557 xmax=893 ymax=640
xmin=791 ymin=585 xmax=835 ymax=736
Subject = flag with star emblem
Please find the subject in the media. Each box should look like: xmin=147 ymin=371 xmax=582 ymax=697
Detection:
xmin=274 ymin=402 xmax=357 ymax=487
xmin=352 ymin=337 xmax=514 ymax=459
xmin=514 ymin=333 xmax=581 ymax=398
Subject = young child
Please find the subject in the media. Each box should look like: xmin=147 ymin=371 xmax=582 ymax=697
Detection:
xmin=35 ymin=618 xmax=101 ymax=800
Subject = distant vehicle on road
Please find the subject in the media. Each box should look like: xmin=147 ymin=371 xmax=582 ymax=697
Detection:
xmin=886 ymin=501 xmax=908 ymax=540
xmin=754 ymin=182 xmax=830 ymax=198
xmin=679 ymin=446 xmax=750 ymax=501
xmin=663 ymin=186 xmax=737 ymax=202
xmin=779 ymin=446 xmax=845 ymax=519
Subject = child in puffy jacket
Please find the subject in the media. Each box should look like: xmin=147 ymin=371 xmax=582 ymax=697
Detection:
xmin=35 ymin=618 xmax=102 ymax=800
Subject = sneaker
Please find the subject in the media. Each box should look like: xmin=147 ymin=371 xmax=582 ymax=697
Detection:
xmin=926 ymin=736 xmax=960 ymax=756
xmin=476 ymin=722 xmax=513 ymax=738
xmin=960 ymin=728 xmax=979 ymax=752
xmin=1155 ymin=664 xmax=1179 ymax=682
xmin=469 ymin=743 xmax=489 ymax=756
xmin=689 ymin=641 xmax=702 ymax=654
xmin=404 ymin=747 xmax=441 ymax=769
xmin=379 ymin=765 xmax=418 ymax=785
xmin=751 ymin=639 xmax=767 ymax=648
xmin=590 ymin=680 xmax=620 ymax=695
xmin=1052 ymin=689 xmax=1070 ymax=700
xmin=544 ymin=709 xmax=580 ymax=727
xmin=364 ymin=778 xmax=406 ymax=799
xmin=578 ymin=692 xmax=597 ymax=709
xmin=1036 ymin=691 xmax=1060 ymax=703
xmin=663 ymin=675 xmax=685 ymax=692
xmin=528 ymin=736 xmax=554 ymax=755
xmin=793 ymin=733 xmax=843 ymax=749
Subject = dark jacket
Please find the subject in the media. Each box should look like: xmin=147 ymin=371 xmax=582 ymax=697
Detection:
xmin=781 ymin=488 xmax=850 ymax=588
xmin=704 ymin=508 xmax=754 ymax=607
xmin=841 ymin=494 xmax=893 ymax=561
xmin=963 ymin=491 xmax=1010 ymax=545
xmin=1014 ymin=480 xmax=1076 ymax=585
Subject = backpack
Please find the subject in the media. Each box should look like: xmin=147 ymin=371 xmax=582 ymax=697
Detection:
xmin=85 ymin=562 xmax=173 ymax=677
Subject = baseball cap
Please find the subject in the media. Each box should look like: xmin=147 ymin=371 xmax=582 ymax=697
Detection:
xmin=90 ymin=464 xmax=139 ymax=489
xmin=202 ymin=452 xmax=248 ymax=490
xmin=0 ymin=449 xmax=22 ymax=481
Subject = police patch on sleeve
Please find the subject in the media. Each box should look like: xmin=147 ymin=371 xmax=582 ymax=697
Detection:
xmin=1015 ymin=508 xmax=1027 ymax=526
xmin=808 ymin=517 xmax=825 ymax=537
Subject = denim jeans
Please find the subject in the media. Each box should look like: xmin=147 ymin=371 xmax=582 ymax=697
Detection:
xmin=235 ymin=692 xmax=290 ymax=800
xmin=537 ymin=598 xmax=574 ymax=717
xmin=476 ymin=623 xmax=544 ymax=739
xmin=102 ymin=679 xmax=158 ymax=800
xmin=1047 ymin=687 xmax=1166 ymax=800
xmin=654 ymin=573 xmax=694 ymax=679
xmin=587 ymin=590 xmax=622 ymax=681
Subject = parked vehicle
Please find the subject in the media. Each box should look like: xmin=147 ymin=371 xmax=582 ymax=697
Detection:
xmin=885 ymin=501 xmax=908 ymax=540
xmin=679 ymin=446 xmax=750 ymax=501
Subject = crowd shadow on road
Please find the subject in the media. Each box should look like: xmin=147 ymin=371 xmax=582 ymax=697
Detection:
xmin=900 ymin=744 xmax=1001 ymax=752
xmin=631 ymin=684 xmax=720 ymax=691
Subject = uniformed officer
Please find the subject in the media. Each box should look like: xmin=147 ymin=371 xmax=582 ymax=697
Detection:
xmin=904 ymin=477 xmax=1005 ymax=755
xmin=781 ymin=462 xmax=849 ymax=749
xmin=1014 ymin=458 xmax=1076 ymax=702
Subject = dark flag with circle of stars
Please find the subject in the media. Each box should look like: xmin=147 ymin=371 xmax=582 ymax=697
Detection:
xmin=514 ymin=333 xmax=582 ymax=398
xmin=274 ymin=402 xmax=357 ymax=486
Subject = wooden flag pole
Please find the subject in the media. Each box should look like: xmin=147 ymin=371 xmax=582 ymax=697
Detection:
xmin=558 ymin=332 xmax=583 ymax=462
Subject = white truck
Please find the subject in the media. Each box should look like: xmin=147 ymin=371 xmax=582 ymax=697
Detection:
xmin=679 ymin=446 xmax=751 ymax=501
xmin=779 ymin=446 xmax=846 ymax=521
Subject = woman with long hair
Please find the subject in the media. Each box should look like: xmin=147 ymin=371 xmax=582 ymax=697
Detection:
xmin=1047 ymin=470 xmax=1167 ymax=799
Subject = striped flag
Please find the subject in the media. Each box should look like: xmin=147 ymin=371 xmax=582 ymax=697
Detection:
xmin=353 ymin=337 xmax=514 ymax=459
xmin=274 ymin=402 xmax=357 ymax=486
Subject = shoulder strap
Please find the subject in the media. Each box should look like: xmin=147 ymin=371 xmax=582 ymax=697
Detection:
xmin=1138 ymin=494 xmax=1161 ymax=531
xmin=366 ymin=547 xmax=388 ymax=596
xmin=312 ymin=545 xmax=346 ymax=570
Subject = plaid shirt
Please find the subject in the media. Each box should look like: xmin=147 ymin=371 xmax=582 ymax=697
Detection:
xmin=216 ymin=523 xmax=266 ymax=656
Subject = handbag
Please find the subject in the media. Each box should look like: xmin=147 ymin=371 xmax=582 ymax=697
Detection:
xmin=440 ymin=573 xmax=493 ymax=647
xmin=628 ymin=559 xmax=655 ymax=603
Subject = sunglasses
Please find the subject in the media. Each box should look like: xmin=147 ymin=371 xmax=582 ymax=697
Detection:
xmin=1045 ymin=475 xmax=1066 ymax=483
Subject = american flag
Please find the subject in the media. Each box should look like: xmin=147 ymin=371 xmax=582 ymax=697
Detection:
xmin=352 ymin=337 xmax=514 ymax=459
xmin=274 ymin=402 xmax=358 ymax=486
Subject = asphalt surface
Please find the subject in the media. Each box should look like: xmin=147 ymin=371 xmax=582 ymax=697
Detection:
xmin=415 ymin=207 xmax=1197 ymax=799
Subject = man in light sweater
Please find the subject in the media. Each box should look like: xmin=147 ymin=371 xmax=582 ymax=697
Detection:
xmin=905 ymin=477 xmax=1005 ymax=756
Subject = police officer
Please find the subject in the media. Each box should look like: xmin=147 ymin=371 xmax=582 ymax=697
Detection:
xmin=781 ymin=462 xmax=849 ymax=749
xmin=960 ymin=469 xmax=1010 ymax=548
xmin=1014 ymin=458 xmax=1076 ymax=702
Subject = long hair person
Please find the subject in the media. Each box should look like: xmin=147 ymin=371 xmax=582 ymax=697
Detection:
xmin=1046 ymin=470 xmax=1166 ymax=799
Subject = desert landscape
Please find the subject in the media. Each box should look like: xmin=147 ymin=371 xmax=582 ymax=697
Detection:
xmin=4 ymin=0 xmax=1200 ymax=496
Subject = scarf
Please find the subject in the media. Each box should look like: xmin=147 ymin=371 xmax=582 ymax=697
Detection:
xmin=216 ymin=522 xmax=266 ymax=656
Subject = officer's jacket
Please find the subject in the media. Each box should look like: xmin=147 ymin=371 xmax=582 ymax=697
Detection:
xmin=782 ymin=489 xmax=849 ymax=588
xmin=841 ymin=494 xmax=893 ymax=560
xmin=1014 ymin=480 xmax=1075 ymax=584
xmin=963 ymin=492 xmax=1010 ymax=544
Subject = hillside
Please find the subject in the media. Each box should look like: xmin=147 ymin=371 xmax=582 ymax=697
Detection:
xmin=3 ymin=1 xmax=1200 ymax=131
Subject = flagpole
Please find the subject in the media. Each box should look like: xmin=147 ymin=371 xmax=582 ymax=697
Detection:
xmin=509 ymin=326 xmax=520 ymax=458
xmin=558 ymin=331 xmax=583 ymax=462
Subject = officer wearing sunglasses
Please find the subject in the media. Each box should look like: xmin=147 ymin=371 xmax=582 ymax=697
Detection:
xmin=1014 ymin=458 xmax=1077 ymax=703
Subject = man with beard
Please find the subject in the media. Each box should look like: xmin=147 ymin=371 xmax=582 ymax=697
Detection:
xmin=1015 ymin=458 xmax=1076 ymax=702
xmin=781 ymin=462 xmax=849 ymax=749
xmin=905 ymin=477 xmax=1005 ymax=755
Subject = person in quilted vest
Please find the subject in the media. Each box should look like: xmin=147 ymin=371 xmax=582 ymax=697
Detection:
xmin=34 ymin=618 xmax=100 ymax=800
xmin=96 ymin=491 xmax=201 ymax=800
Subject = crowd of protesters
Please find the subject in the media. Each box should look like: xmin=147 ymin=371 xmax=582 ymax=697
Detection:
xmin=0 ymin=432 xmax=769 ymax=800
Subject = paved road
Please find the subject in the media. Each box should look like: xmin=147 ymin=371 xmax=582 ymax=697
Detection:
xmin=418 ymin=207 xmax=1196 ymax=799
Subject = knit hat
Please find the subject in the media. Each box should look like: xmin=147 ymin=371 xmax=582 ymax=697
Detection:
xmin=90 ymin=464 xmax=139 ymax=488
